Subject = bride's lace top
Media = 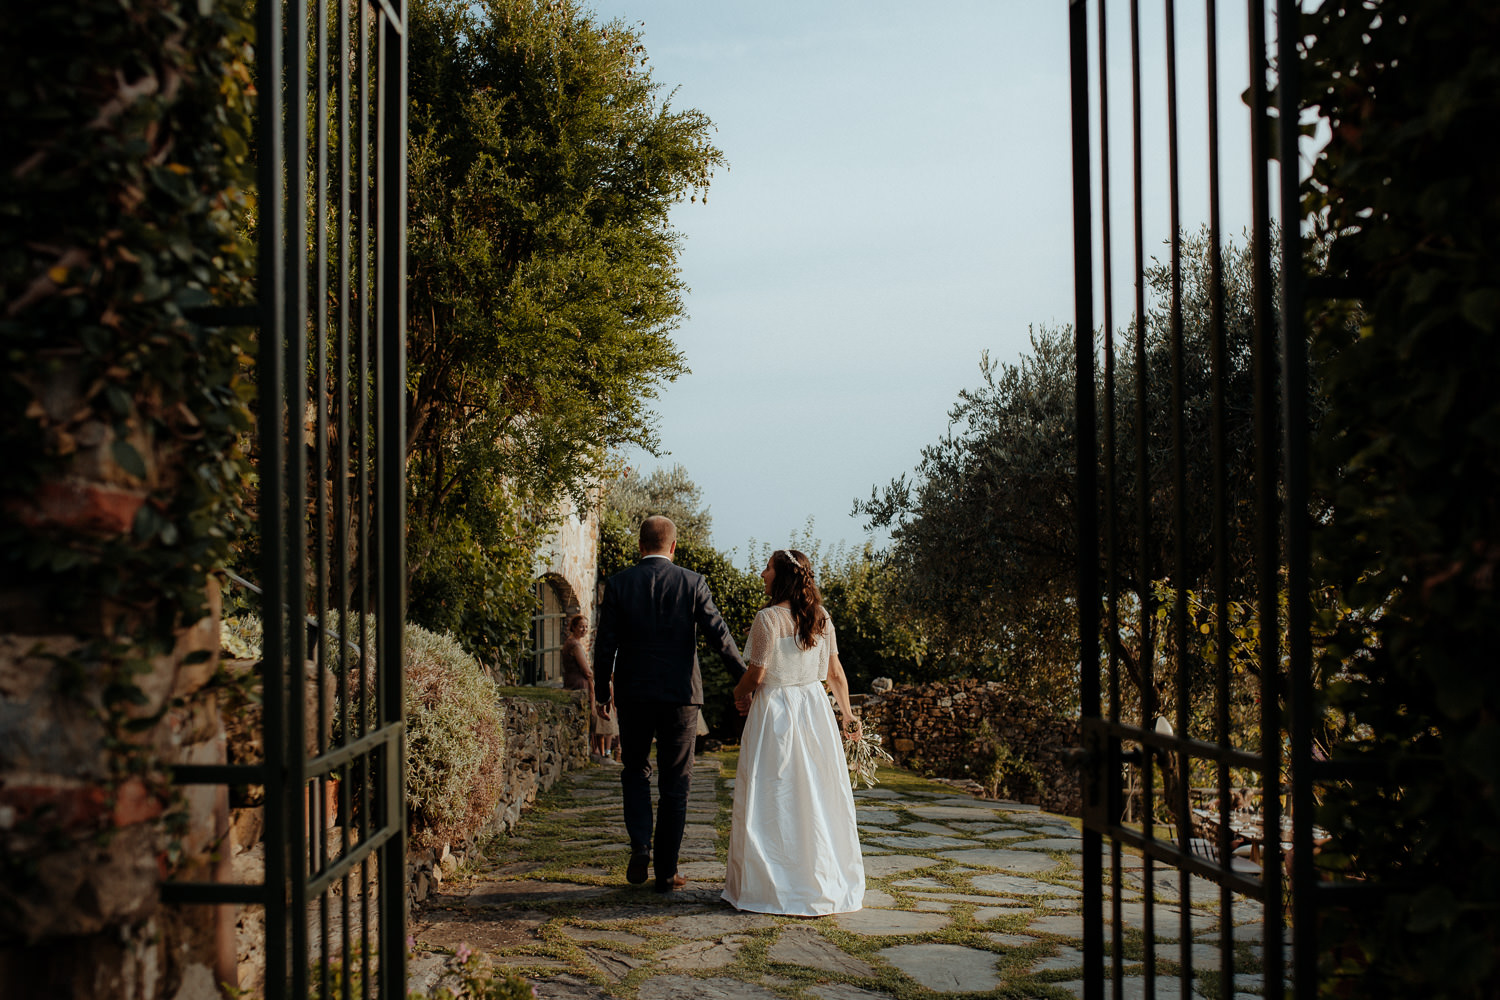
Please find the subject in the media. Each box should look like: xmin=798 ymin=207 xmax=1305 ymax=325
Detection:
xmin=744 ymin=605 xmax=838 ymax=687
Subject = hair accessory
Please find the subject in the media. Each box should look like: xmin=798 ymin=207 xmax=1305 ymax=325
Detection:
xmin=776 ymin=548 xmax=798 ymax=566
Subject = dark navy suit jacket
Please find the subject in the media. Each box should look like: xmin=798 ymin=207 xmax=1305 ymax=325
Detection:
xmin=594 ymin=556 xmax=747 ymax=706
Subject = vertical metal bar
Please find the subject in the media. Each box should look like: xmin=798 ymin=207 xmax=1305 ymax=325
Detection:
xmin=376 ymin=4 xmax=409 ymax=993
xmin=1246 ymin=1 xmax=1284 ymax=995
xmin=1127 ymin=1 xmax=1156 ymax=991
xmin=356 ymin=4 xmax=374 ymax=991
xmin=1069 ymin=3 xmax=1102 ymax=997
xmin=313 ymin=2 xmax=332 ymax=993
xmin=256 ymin=1 xmax=289 ymax=995
xmin=1096 ymin=1 xmax=1125 ymax=986
xmin=335 ymin=0 xmax=354 ymax=994
xmin=1162 ymin=1 xmax=1194 ymax=989
xmin=1276 ymin=1 xmax=1313 ymax=994
xmin=284 ymin=1 xmax=311 ymax=995
xmin=1204 ymin=1 xmax=1236 ymax=995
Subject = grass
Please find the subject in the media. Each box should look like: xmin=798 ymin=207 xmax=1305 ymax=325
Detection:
xmin=495 ymin=685 xmax=582 ymax=706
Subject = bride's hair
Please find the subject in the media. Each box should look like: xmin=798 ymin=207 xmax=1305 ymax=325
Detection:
xmin=767 ymin=549 xmax=827 ymax=649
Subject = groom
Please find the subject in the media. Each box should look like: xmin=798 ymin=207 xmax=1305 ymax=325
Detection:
xmin=594 ymin=515 xmax=747 ymax=892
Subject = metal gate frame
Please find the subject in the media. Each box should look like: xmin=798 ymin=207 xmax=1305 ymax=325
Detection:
xmin=1068 ymin=1 xmax=1321 ymax=997
xmin=165 ymin=0 xmax=409 ymax=996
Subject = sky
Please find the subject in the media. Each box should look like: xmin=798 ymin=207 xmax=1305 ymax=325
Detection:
xmin=582 ymin=0 xmax=1272 ymax=565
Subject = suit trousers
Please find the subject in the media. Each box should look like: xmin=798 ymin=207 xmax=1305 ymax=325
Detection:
xmin=616 ymin=701 xmax=698 ymax=880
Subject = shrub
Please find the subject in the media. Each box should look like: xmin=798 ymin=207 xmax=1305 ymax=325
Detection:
xmin=403 ymin=624 xmax=506 ymax=848
xmin=220 ymin=614 xmax=507 ymax=848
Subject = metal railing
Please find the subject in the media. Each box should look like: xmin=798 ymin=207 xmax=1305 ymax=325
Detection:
xmin=1068 ymin=1 xmax=1322 ymax=996
xmin=163 ymin=1 xmax=409 ymax=996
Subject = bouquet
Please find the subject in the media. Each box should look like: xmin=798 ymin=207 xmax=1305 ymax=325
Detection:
xmin=844 ymin=727 xmax=895 ymax=789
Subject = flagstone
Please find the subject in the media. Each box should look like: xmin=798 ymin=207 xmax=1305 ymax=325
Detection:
xmin=853 ymin=808 xmax=901 ymax=825
xmin=1154 ymin=941 xmax=1223 ymax=969
xmin=637 ymin=975 xmax=785 ymax=1000
xmin=911 ymin=900 xmax=951 ymax=911
xmin=891 ymin=876 xmax=950 ymax=890
xmin=582 ymin=947 xmax=649 ymax=981
xmin=834 ymin=908 xmax=949 ymax=936
xmin=1008 ymin=837 xmax=1086 ymax=852
xmin=907 ymin=805 xmax=1004 ymax=821
xmin=573 ymin=903 xmax=711 ymax=923
xmin=936 ymin=848 xmax=1061 ymax=873
xmin=903 ymin=821 xmax=961 ymax=835
xmin=808 ymin=984 xmax=896 ymax=1000
xmin=970 ymin=873 xmax=1083 ymax=897
xmin=877 ymin=943 xmax=1002 ymax=993
xmin=991 ymin=798 xmax=1041 ymax=809
xmin=767 ymin=926 xmax=876 ymax=977
xmin=462 ymin=880 xmax=613 ymax=907
xmin=873 ymin=834 xmax=973 ymax=850
xmin=656 ymin=912 xmax=776 ymax=938
xmin=908 ymin=891 xmax=1028 ymax=906
xmin=532 ymin=973 xmax=620 ymax=1000
xmin=860 ymin=854 xmax=939 ymax=877
xmin=659 ymin=934 xmax=753 ymax=970
xmin=974 ymin=905 xmax=1034 ymax=923
xmin=1029 ymin=913 xmax=1085 ymax=937
xmin=678 ymin=860 xmax=726 ymax=880
xmin=1032 ymin=945 xmax=1084 ymax=973
xmin=493 ymin=956 xmax=573 ymax=970
xmin=854 ymin=789 xmax=903 ymax=800
xmin=1052 ymin=977 xmax=1208 ymax=999
xmin=986 ymin=932 xmax=1037 ymax=947
xmin=1112 ymin=902 xmax=1217 ymax=938
xmin=1043 ymin=898 xmax=1083 ymax=910
xmin=558 ymin=926 xmax=649 ymax=947
xmin=862 ymin=888 xmax=897 ymax=908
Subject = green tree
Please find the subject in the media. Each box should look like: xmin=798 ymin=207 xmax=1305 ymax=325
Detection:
xmin=814 ymin=543 xmax=927 ymax=693
xmin=402 ymin=0 xmax=725 ymax=656
xmin=1301 ymin=1 xmax=1500 ymax=992
xmin=858 ymin=231 xmax=1273 ymax=716
xmin=603 ymin=464 xmax=714 ymax=540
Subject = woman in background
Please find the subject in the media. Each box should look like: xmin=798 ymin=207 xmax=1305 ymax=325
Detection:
xmin=561 ymin=615 xmax=617 ymax=762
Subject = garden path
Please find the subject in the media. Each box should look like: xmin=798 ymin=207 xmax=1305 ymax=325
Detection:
xmin=409 ymin=757 xmax=1272 ymax=1000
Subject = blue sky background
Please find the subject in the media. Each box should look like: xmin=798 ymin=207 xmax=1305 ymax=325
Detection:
xmin=582 ymin=0 xmax=1268 ymax=563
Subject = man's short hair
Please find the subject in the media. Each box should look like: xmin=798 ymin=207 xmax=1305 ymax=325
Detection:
xmin=639 ymin=515 xmax=677 ymax=553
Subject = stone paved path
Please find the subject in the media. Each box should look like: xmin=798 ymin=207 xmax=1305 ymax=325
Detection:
xmin=410 ymin=756 xmax=1275 ymax=1000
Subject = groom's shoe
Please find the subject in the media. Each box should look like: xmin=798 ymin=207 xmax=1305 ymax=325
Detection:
xmin=626 ymin=851 xmax=651 ymax=885
xmin=654 ymin=873 xmax=687 ymax=893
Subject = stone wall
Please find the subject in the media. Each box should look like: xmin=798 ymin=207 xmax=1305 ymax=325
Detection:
xmin=857 ymin=678 xmax=1081 ymax=816
xmin=407 ymin=690 xmax=589 ymax=905
xmin=0 ymin=593 xmax=232 ymax=998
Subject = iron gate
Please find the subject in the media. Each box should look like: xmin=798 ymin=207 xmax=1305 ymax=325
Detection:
xmin=1068 ymin=0 xmax=1321 ymax=997
xmin=164 ymin=0 xmax=409 ymax=996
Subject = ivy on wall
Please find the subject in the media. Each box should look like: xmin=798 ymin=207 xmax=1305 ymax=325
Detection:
xmin=0 ymin=0 xmax=256 ymax=841
xmin=1302 ymin=2 xmax=1500 ymax=994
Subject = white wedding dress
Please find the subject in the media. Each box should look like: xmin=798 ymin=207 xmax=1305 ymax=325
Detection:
xmin=723 ymin=606 xmax=864 ymax=915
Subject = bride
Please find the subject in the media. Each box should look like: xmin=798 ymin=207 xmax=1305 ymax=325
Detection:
xmin=723 ymin=548 xmax=865 ymax=915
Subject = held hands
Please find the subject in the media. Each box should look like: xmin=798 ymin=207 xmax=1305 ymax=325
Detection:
xmin=732 ymin=680 xmax=756 ymax=716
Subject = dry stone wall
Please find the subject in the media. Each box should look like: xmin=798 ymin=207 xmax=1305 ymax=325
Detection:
xmin=0 ymin=589 xmax=233 ymax=998
xmin=857 ymin=678 xmax=1081 ymax=816
xmin=406 ymin=690 xmax=588 ymax=905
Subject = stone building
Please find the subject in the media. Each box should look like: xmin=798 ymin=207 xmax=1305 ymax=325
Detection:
xmin=526 ymin=493 xmax=601 ymax=685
